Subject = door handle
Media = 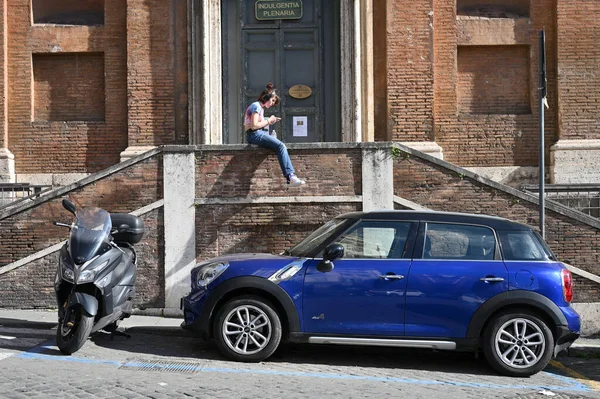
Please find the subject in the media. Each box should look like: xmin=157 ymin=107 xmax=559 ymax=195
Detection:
xmin=480 ymin=276 xmax=504 ymax=283
xmin=379 ymin=274 xmax=404 ymax=280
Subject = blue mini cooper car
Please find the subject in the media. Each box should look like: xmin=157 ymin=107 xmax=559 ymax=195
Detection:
xmin=181 ymin=210 xmax=580 ymax=377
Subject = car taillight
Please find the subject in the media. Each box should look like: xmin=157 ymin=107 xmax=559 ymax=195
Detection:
xmin=562 ymin=269 xmax=573 ymax=303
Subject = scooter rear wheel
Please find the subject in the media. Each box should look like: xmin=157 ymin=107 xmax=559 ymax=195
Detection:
xmin=56 ymin=307 xmax=94 ymax=355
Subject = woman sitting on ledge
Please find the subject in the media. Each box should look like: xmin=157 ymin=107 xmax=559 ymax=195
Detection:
xmin=244 ymin=83 xmax=306 ymax=187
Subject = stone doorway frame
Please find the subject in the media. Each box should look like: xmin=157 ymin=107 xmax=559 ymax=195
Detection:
xmin=188 ymin=0 xmax=374 ymax=145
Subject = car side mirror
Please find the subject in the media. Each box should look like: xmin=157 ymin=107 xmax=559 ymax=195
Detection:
xmin=316 ymin=243 xmax=344 ymax=273
xmin=62 ymin=198 xmax=76 ymax=215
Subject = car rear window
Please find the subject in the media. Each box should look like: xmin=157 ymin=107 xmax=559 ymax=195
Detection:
xmin=497 ymin=230 xmax=554 ymax=261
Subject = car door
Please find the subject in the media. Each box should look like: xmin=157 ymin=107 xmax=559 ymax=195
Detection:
xmin=302 ymin=220 xmax=417 ymax=336
xmin=404 ymin=222 xmax=508 ymax=338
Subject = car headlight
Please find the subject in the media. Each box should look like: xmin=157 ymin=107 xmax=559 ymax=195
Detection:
xmin=197 ymin=262 xmax=229 ymax=288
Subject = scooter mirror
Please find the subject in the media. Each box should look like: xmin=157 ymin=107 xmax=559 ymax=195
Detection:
xmin=62 ymin=198 xmax=77 ymax=215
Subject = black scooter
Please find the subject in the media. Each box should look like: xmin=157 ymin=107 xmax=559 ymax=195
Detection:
xmin=53 ymin=198 xmax=145 ymax=354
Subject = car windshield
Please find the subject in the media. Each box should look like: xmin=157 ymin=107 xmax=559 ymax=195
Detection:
xmin=287 ymin=218 xmax=349 ymax=257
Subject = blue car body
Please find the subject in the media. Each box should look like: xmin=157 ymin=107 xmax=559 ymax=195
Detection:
xmin=181 ymin=210 xmax=580 ymax=376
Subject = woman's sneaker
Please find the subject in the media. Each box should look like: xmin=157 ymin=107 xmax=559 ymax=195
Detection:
xmin=288 ymin=174 xmax=306 ymax=187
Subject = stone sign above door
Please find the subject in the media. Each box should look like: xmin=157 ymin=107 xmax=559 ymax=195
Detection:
xmin=255 ymin=0 xmax=303 ymax=20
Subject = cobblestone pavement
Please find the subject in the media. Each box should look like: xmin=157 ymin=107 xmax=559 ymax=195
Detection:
xmin=0 ymin=322 xmax=599 ymax=399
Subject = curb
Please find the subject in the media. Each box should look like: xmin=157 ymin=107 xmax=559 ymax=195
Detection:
xmin=563 ymin=344 xmax=600 ymax=359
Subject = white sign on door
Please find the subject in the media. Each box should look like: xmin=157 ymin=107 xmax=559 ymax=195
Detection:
xmin=293 ymin=116 xmax=308 ymax=137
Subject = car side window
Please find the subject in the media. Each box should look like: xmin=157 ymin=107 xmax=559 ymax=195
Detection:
xmin=424 ymin=223 xmax=496 ymax=260
xmin=497 ymin=230 xmax=550 ymax=261
xmin=335 ymin=221 xmax=413 ymax=259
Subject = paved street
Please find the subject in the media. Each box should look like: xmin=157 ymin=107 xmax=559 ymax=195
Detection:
xmin=0 ymin=316 xmax=599 ymax=398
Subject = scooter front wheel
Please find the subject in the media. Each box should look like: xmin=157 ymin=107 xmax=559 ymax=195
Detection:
xmin=56 ymin=307 xmax=94 ymax=355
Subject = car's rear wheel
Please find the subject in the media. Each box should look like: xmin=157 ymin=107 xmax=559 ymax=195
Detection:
xmin=213 ymin=296 xmax=282 ymax=362
xmin=483 ymin=310 xmax=554 ymax=377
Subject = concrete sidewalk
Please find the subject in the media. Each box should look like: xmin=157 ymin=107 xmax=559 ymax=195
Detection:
xmin=0 ymin=309 xmax=186 ymax=337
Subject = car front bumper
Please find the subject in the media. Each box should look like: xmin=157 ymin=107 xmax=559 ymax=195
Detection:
xmin=180 ymin=288 xmax=211 ymax=340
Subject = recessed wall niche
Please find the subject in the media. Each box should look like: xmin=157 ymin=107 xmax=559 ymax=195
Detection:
xmin=33 ymin=53 xmax=105 ymax=122
xmin=32 ymin=0 xmax=104 ymax=25
xmin=457 ymin=0 xmax=530 ymax=18
xmin=457 ymin=45 xmax=531 ymax=115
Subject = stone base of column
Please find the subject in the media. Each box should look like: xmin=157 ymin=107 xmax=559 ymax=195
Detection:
xmin=399 ymin=141 xmax=444 ymax=160
xmin=0 ymin=148 xmax=15 ymax=183
xmin=120 ymin=146 xmax=157 ymax=162
xmin=550 ymin=139 xmax=600 ymax=184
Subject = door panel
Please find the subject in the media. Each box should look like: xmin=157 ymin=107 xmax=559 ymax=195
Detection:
xmin=303 ymin=259 xmax=410 ymax=335
xmin=405 ymin=259 xmax=508 ymax=337
xmin=405 ymin=222 xmax=508 ymax=338
xmin=302 ymin=220 xmax=416 ymax=336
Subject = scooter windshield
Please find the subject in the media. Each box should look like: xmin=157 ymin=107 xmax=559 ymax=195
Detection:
xmin=69 ymin=207 xmax=112 ymax=264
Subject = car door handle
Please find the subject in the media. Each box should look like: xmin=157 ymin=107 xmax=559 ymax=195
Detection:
xmin=480 ymin=276 xmax=504 ymax=283
xmin=379 ymin=274 xmax=404 ymax=280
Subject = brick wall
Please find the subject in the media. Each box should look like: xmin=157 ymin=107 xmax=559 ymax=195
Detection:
xmin=126 ymin=0 xmax=188 ymax=147
xmin=33 ymin=53 xmax=105 ymax=121
xmin=556 ymin=0 xmax=600 ymax=140
xmin=429 ymin=0 xmax=558 ymax=167
xmin=196 ymin=204 xmax=361 ymax=261
xmin=7 ymin=0 xmax=127 ymax=173
xmin=0 ymin=157 xmax=164 ymax=308
xmin=0 ymin=0 xmax=6 ymax=149
xmin=393 ymin=150 xmax=600 ymax=303
xmin=386 ymin=0 xmax=434 ymax=142
xmin=195 ymin=148 xmax=362 ymax=198
xmin=457 ymin=45 xmax=530 ymax=115
xmin=194 ymin=147 xmax=363 ymax=259
xmin=1 ymin=146 xmax=599 ymax=308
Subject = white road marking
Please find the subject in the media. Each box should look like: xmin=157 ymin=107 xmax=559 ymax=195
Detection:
xmin=0 ymin=335 xmax=16 ymax=340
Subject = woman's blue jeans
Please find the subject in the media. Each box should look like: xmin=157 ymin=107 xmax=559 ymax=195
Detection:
xmin=247 ymin=130 xmax=295 ymax=178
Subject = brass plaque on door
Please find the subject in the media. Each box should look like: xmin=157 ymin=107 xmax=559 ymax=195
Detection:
xmin=288 ymin=84 xmax=312 ymax=99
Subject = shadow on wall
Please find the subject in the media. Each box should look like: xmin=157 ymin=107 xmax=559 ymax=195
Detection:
xmin=194 ymin=152 xmax=267 ymax=259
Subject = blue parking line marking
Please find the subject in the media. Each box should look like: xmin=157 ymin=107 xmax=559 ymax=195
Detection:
xmin=546 ymin=370 xmax=590 ymax=391
xmin=14 ymin=348 xmax=592 ymax=393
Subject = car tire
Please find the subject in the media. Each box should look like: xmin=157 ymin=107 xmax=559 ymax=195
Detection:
xmin=483 ymin=310 xmax=554 ymax=377
xmin=213 ymin=296 xmax=282 ymax=362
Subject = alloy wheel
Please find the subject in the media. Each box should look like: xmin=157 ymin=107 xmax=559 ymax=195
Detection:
xmin=494 ymin=317 xmax=546 ymax=369
xmin=221 ymin=304 xmax=272 ymax=355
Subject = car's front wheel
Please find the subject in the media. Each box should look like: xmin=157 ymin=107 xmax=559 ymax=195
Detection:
xmin=213 ymin=296 xmax=282 ymax=362
xmin=483 ymin=310 xmax=554 ymax=377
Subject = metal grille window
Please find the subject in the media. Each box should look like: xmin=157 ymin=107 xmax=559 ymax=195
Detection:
xmin=0 ymin=184 xmax=52 ymax=208
xmin=522 ymin=184 xmax=600 ymax=219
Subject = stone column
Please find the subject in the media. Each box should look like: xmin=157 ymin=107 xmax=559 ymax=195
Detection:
xmin=362 ymin=145 xmax=394 ymax=211
xmin=200 ymin=0 xmax=222 ymax=144
xmin=163 ymin=147 xmax=196 ymax=311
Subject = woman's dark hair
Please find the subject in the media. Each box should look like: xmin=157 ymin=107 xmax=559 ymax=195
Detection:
xmin=258 ymin=82 xmax=277 ymax=103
